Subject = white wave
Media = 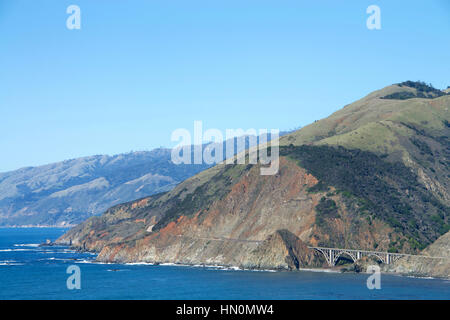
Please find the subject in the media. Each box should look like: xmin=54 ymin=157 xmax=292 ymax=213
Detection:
xmin=73 ymin=259 xmax=95 ymax=264
xmin=125 ymin=262 xmax=154 ymax=266
xmin=206 ymin=265 xmax=276 ymax=272
xmin=74 ymin=259 xmax=110 ymax=264
xmin=298 ymin=267 xmax=339 ymax=273
xmin=159 ymin=262 xmax=191 ymax=267
xmin=0 ymin=248 xmax=34 ymax=252
xmin=13 ymin=243 xmax=40 ymax=247
xmin=405 ymin=275 xmax=438 ymax=280
xmin=0 ymin=262 xmax=24 ymax=266
xmin=45 ymin=257 xmax=74 ymax=261
xmin=156 ymin=262 xmax=277 ymax=272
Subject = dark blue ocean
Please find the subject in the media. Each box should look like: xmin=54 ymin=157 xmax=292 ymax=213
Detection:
xmin=0 ymin=228 xmax=448 ymax=300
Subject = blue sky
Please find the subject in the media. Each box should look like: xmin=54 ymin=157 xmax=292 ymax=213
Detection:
xmin=0 ymin=0 xmax=449 ymax=172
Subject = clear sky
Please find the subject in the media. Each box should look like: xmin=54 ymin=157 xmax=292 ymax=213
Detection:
xmin=0 ymin=0 xmax=449 ymax=172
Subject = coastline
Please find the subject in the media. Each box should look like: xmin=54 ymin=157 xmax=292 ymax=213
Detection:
xmin=6 ymin=226 xmax=444 ymax=280
xmin=96 ymin=256 xmax=450 ymax=280
xmin=68 ymin=247 xmax=447 ymax=279
xmin=76 ymin=256 xmax=450 ymax=280
xmin=3 ymin=228 xmax=448 ymax=281
xmin=75 ymin=256 xmax=343 ymax=274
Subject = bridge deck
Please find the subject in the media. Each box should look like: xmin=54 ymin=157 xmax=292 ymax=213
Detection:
xmin=308 ymin=246 xmax=448 ymax=260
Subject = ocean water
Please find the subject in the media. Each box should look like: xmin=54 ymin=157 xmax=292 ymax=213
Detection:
xmin=0 ymin=227 xmax=448 ymax=300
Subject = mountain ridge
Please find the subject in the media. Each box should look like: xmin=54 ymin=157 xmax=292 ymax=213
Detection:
xmin=57 ymin=81 xmax=449 ymax=277
xmin=0 ymin=134 xmax=286 ymax=227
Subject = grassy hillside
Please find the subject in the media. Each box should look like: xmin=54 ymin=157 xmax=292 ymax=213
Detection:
xmin=58 ymin=81 xmax=450 ymax=271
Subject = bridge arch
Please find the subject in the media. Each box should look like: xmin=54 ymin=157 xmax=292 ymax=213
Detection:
xmin=365 ymin=253 xmax=386 ymax=264
xmin=333 ymin=251 xmax=357 ymax=265
xmin=314 ymin=248 xmax=333 ymax=266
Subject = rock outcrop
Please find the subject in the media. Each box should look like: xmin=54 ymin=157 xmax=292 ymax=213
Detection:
xmin=388 ymin=231 xmax=450 ymax=278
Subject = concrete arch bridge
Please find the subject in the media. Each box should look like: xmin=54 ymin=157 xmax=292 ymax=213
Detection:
xmin=308 ymin=246 xmax=433 ymax=266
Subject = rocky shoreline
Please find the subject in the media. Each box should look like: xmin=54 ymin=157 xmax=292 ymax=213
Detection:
xmin=54 ymin=239 xmax=450 ymax=279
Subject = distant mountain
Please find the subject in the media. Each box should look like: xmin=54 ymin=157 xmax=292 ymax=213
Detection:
xmin=0 ymin=134 xmax=287 ymax=227
xmin=58 ymin=81 xmax=450 ymax=277
xmin=0 ymin=149 xmax=205 ymax=226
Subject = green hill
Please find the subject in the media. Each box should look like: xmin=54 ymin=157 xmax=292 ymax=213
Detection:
xmin=57 ymin=82 xmax=450 ymax=275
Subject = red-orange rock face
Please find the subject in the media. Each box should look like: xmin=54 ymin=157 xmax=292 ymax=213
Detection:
xmin=57 ymin=156 xmax=395 ymax=270
xmin=55 ymin=85 xmax=450 ymax=276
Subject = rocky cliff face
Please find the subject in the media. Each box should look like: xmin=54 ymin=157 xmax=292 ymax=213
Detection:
xmin=387 ymin=231 xmax=450 ymax=278
xmin=58 ymin=158 xmax=329 ymax=269
xmin=58 ymin=81 xmax=450 ymax=275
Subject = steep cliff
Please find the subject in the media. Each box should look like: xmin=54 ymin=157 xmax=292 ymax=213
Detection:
xmin=58 ymin=157 xmax=328 ymax=269
xmin=58 ymin=82 xmax=450 ymax=274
